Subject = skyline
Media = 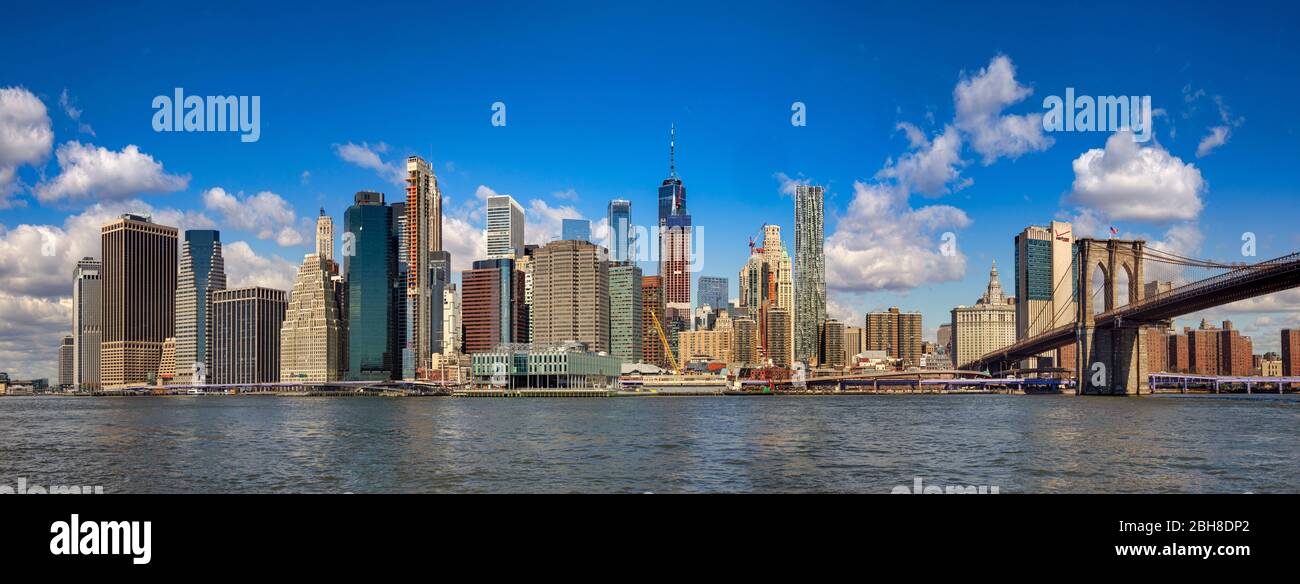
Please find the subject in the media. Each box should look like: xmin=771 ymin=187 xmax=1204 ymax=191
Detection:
xmin=3 ymin=1 xmax=1300 ymax=381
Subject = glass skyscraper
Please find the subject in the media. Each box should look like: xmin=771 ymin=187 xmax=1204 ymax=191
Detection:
xmin=562 ymin=218 xmax=591 ymax=242
xmin=698 ymin=276 xmax=728 ymax=312
xmin=607 ymin=199 xmax=632 ymax=262
xmin=175 ymin=229 xmax=226 ymax=384
xmin=344 ymin=191 xmax=398 ymax=380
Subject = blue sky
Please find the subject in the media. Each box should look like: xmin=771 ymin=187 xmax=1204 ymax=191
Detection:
xmin=2 ymin=0 xmax=1299 ymax=378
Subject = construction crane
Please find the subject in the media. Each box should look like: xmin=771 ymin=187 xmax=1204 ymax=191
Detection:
xmin=649 ymin=308 xmax=681 ymax=374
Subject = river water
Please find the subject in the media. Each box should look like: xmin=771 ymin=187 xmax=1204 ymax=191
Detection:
xmin=1 ymin=394 xmax=1296 ymax=493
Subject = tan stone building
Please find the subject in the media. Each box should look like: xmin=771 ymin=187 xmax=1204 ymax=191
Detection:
xmin=280 ymin=253 xmax=344 ymax=382
xmin=531 ymin=240 xmax=610 ymax=353
xmin=951 ymin=262 xmax=1017 ymax=368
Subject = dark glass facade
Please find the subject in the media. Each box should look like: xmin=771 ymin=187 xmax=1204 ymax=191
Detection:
xmin=344 ymin=192 xmax=398 ymax=380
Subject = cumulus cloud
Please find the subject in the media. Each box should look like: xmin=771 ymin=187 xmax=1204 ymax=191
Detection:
xmin=202 ymin=187 xmax=304 ymax=246
xmin=824 ymin=181 xmax=970 ymax=292
xmin=0 ymin=86 xmax=54 ymax=206
xmin=952 ymin=55 xmax=1052 ymax=163
xmin=334 ymin=141 xmax=405 ymax=186
xmin=525 ymin=199 xmax=584 ymax=244
xmin=1065 ymin=131 xmax=1205 ymax=223
xmin=774 ymin=172 xmax=811 ymax=197
xmin=552 ymin=187 xmax=579 ymax=201
xmin=1196 ymin=125 xmax=1230 ymax=158
xmin=442 ymin=214 xmax=487 ymax=274
xmin=0 ymin=290 xmax=72 ymax=381
xmin=877 ymin=124 xmax=969 ymax=197
xmin=222 ymin=241 xmax=299 ymax=291
xmin=33 ymin=141 xmax=189 ymax=204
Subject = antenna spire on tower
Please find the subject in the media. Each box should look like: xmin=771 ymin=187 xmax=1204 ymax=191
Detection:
xmin=669 ymin=123 xmax=676 ymax=178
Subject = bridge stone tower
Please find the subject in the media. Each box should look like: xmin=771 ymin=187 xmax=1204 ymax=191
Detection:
xmin=1075 ymin=238 xmax=1150 ymax=395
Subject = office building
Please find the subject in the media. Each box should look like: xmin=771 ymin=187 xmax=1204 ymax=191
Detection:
xmin=608 ymin=199 xmax=633 ymax=262
xmin=442 ymin=282 xmax=461 ymax=355
xmin=658 ymin=125 xmax=692 ymax=338
xmin=609 ymin=262 xmax=644 ymax=364
xmin=405 ymin=156 xmax=443 ymax=379
xmin=562 ymin=218 xmax=591 ymax=242
xmin=58 ymin=335 xmax=74 ymax=390
xmin=1014 ymin=220 xmax=1075 ymax=368
xmin=472 ymin=344 xmax=623 ymax=389
xmin=641 ymin=276 xmax=667 ymax=368
xmin=461 ymin=258 xmax=528 ymax=353
xmin=486 ymin=194 xmax=524 ymax=258
xmin=950 ymin=262 xmax=1017 ymax=368
xmin=531 ymin=239 xmax=610 ymax=354
xmin=280 ymin=237 xmax=344 ymax=383
xmin=793 ymin=184 xmax=826 ymax=365
xmin=174 ymin=229 xmax=226 ymax=384
xmin=212 ymin=286 xmax=286 ymax=385
xmin=698 ymin=276 xmax=728 ymax=312
xmin=99 ymin=214 xmax=177 ymax=388
xmin=344 ymin=192 xmax=399 ymax=380
xmin=844 ymin=325 xmax=864 ymax=363
xmin=72 ymin=257 xmax=101 ymax=390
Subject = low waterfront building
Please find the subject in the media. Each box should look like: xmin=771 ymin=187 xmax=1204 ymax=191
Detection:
xmin=471 ymin=343 xmax=623 ymax=389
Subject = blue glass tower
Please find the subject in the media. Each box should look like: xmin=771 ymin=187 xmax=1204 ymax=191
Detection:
xmin=562 ymin=218 xmax=591 ymax=242
xmin=698 ymin=276 xmax=728 ymax=311
xmin=607 ymin=199 xmax=632 ymax=262
xmin=344 ymin=191 xmax=398 ymax=380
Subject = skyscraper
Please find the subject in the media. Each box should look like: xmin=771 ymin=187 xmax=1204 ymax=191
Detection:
xmin=280 ymin=250 xmax=344 ymax=382
xmin=344 ymin=191 xmax=398 ymax=380
xmin=316 ymin=208 xmax=334 ymax=262
xmin=442 ymin=282 xmax=461 ymax=355
xmin=794 ymin=184 xmax=826 ymax=365
xmin=406 ymin=155 xmax=443 ymax=379
xmin=174 ymin=229 xmax=226 ymax=384
xmin=211 ymin=287 xmax=286 ymax=385
xmin=72 ymin=257 xmax=101 ymax=390
xmin=486 ymin=194 xmax=524 ymax=258
xmin=562 ymin=218 xmax=591 ymax=242
xmin=391 ymin=201 xmax=411 ymax=378
xmin=607 ymin=199 xmax=633 ymax=262
xmin=609 ymin=262 xmax=644 ymax=364
xmin=819 ymin=319 xmax=845 ymax=370
xmin=531 ymin=240 xmax=610 ymax=353
xmin=100 ymin=214 xmax=177 ymax=388
xmin=461 ymin=258 xmax=527 ymax=353
xmin=731 ymin=317 xmax=758 ymax=368
xmin=698 ymin=276 xmax=728 ymax=312
xmin=765 ymin=307 xmax=792 ymax=368
xmin=658 ymin=125 xmax=692 ymax=338
xmin=1015 ymin=220 xmax=1074 ymax=367
xmin=738 ymin=225 xmax=794 ymax=365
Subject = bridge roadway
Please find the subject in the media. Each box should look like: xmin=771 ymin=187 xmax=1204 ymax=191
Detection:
xmin=965 ymin=251 xmax=1300 ymax=371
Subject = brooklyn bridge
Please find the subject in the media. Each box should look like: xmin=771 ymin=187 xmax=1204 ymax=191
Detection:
xmin=962 ymin=238 xmax=1300 ymax=395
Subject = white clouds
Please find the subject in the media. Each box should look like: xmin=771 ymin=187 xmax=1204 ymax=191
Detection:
xmin=0 ymin=290 xmax=71 ymax=381
xmin=877 ymin=124 xmax=969 ymax=197
xmin=58 ymin=89 xmax=94 ymax=136
xmin=202 ymin=187 xmax=304 ymax=247
xmin=552 ymin=187 xmax=579 ymax=201
xmin=334 ymin=141 xmax=405 ymax=186
xmin=1196 ymin=125 xmax=1230 ymax=158
xmin=525 ymin=198 xmax=584 ymax=244
xmin=441 ymin=214 xmax=487 ymax=274
xmin=474 ymin=184 xmax=498 ymax=200
xmin=222 ymin=241 xmax=298 ymax=291
xmin=0 ymin=86 xmax=54 ymax=206
xmin=33 ymin=141 xmax=189 ymax=204
xmin=824 ymin=181 xmax=970 ymax=292
xmin=1065 ymin=131 xmax=1205 ymax=223
xmin=952 ymin=55 xmax=1052 ymax=163
xmin=774 ymin=172 xmax=810 ymax=197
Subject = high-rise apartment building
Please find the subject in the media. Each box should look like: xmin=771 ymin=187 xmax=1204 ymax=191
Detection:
xmin=610 ymin=262 xmax=644 ymax=364
xmin=100 ymin=214 xmax=177 ymax=388
xmin=1015 ymin=220 xmax=1074 ymax=367
xmin=951 ymin=262 xmax=1017 ymax=368
xmin=442 ymin=282 xmax=461 ymax=355
xmin=608 ymin=199 xmax=633 ymax=262
xmin=844 ymin=325 xmax=864 ymax=363
xmin=486 ymin=194 xmax=524 ymax=259
xmin=561 ymin=218 xmax=591 ymax=242
xmin=793 ymin=184 xmax=826 ymax=365
xmin=531 ymin=240 xmax=610 ymax=353
xmin=641 ymin=276 xmax=666 ymax=368
xmin=72 ymin=257 xmax=101 ymax=390
xmin=344 ymin=191 xmax=399 ymax=380
xmin=212 ymin=287 xmax=286 ymax=385
xmin=765 ymin=307 xmax=792 ymax=368
xmin=865 ymin=307 xmax=922 ymax=366
xmin=731 ymin=317 xmax=758 ymax=368
xmin=698 ymin=276 xmax=728 ymax=312
xmin=405 ymin=156 xmax=443 ymax=379
xmin=461 ymin=258 xmax=527 ymax=353
xmin=174 ymin=229 xmax=226 ymax=384
xmin=819 ymin=319 xmax=845 ymax=370
xmin=1283 ymin=329 xmax=1300 ymax=377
